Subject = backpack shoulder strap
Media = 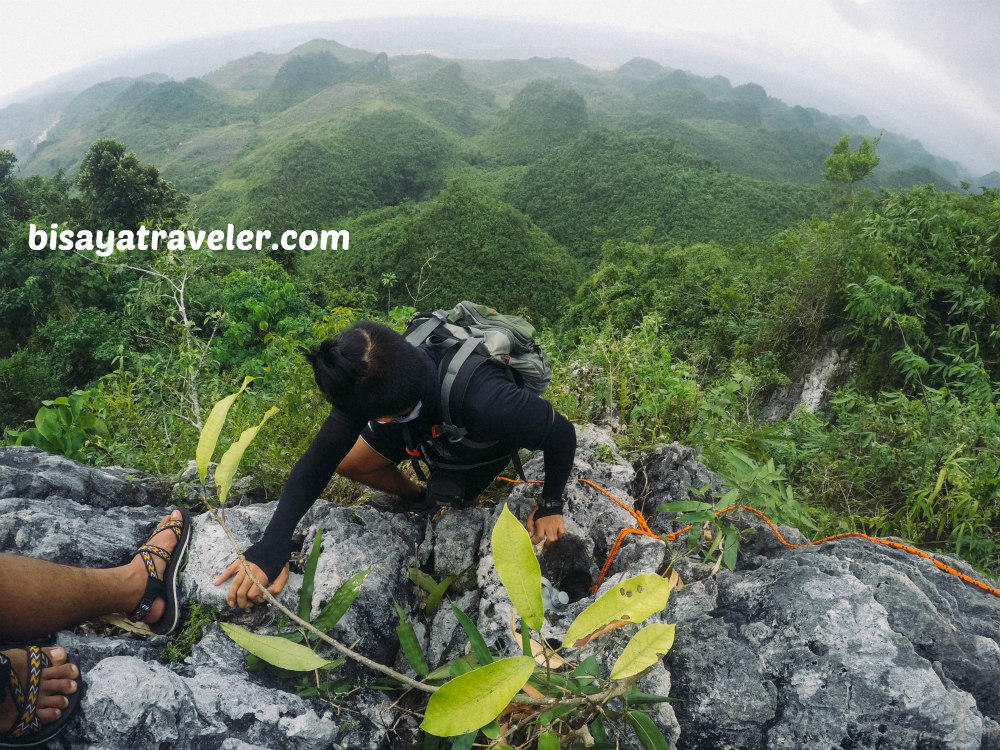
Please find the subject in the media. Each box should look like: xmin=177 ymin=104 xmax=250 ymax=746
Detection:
xmin=439 ymin=335 xmax=485 ymax=429
xmin=405 ymin=311 xmax=449 ymax=347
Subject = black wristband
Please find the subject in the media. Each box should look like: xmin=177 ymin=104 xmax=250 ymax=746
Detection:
xmin=535 ymin=495 xmax=564 ymax=520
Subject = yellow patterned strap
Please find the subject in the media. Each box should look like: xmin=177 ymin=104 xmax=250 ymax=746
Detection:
xmin=128 ymin=518 xmax=185 ymax=621
xmin=0 ymin=646 xmax=50 ymax=737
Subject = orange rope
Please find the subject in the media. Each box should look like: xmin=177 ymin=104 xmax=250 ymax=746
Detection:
xmin=498 ymin=476 xmax=1000 ymax=600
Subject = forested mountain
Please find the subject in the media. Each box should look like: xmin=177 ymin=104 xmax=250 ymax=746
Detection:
xmin=1 ymin=36 xmax=998 ymax=585
xmin=3 ymin=38 xmax=967 ymax=195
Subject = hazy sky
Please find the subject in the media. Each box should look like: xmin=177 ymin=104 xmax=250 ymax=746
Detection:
xmin=2 ymin=0 xmax=998 ymax=173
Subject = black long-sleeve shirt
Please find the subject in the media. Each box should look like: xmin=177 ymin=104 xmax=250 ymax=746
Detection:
xmin=243 ymin=347 xmax=576 ymax=581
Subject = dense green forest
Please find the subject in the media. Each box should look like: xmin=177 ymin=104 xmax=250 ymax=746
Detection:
xmin=1 ymin=40 xmax=998 ymax=579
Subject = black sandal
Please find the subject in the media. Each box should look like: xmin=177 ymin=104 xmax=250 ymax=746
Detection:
xmin=128 ymin=508 xmax=192 ymax=635
xmin=0 ymin=646 xmax=83 ymax=748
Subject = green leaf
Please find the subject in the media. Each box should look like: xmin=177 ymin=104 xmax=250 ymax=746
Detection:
xmin=196 ymin=375 xmax=255 ymax=485
xmin=293 ymin=529 xmax=320 ymax=621
xmin=215 ymin=405 xmax=279 ymax=504
xmin=656 ymin=501 xmax=713 ymax=513
xmin=623 ymin=685 xmax=677 ymax=705
xmin=421 ymin=656 xmax=535 ymax=737
xmin=450 ymin=656 xmax=474 ymax=678
xmin=539 ymin=703 xmax=575 ymax=726
xmin=538 ymin=732 xmax=560 ymax=749
xmin=564 ymin=574 xmax=671 ymax=648
xmin=572 ymin=655 xmax=600 ymax=681
xmin=451 ymin=603 xmax=493 ymax=666
xmin=427 ymin=654 xmax=477 ymax=681
xmin=408 ymin=567 xmax=438 ymax=593
xmin=590 ymin=715 xmax=609 ymax=743
xmin=313 ymin=569 xmax=369 ymax=633
xmin=220 ymin=623 xmax=336 ymax=671
xmin=426 ymin=575 xmax=457 ymax=615
xmin=491 ymin=504 xmax=543 ymax=631
xmin=480 ymin=720 xmax=500 ymax=739
xmin=451 ymin=731 xmax=476 ymax=750
xmin=34 ymin=407 xmax=60 ymax=440
xmin=627 ymin=710 xmax=669 ymax=750
xmin=723 ymin=532 xmax=739 ymax=571
xmin=610 ymin=623 xmax=676 ymax=680
xmin=68 ymin=393 xmax=84 ymax=423
xmin=395 ymin=602 xmax=428 ymax=677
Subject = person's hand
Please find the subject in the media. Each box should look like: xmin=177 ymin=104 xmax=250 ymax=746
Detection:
xmin=213 ymin=559 xmax=290 ymax=608
xmin=526 ymin=509 xmax=565 ymax=546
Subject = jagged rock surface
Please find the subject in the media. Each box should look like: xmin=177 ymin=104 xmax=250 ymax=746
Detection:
xmin=3 ymin=429 xmax=1000 ymax=750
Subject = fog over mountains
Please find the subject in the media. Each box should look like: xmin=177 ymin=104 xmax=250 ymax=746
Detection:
xmin=1 ymin=16 xmax=997 ymax=180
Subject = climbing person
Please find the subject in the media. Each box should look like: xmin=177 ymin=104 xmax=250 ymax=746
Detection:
xmin=0 ymin=508 xmax=191 ymax=745
xmin=215 ymin=314 xmax=576 ymax=609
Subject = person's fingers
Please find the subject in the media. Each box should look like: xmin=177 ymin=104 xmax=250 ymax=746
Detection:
xmin=214 ymin=558 xmax=241 ymax=586
xmin=268 ymin=563 xmax=290 ymax=595
xmin=235 ymin=574 xmax=256 ymax=609
xmin=226 ymin=571 xmax=245 ymax=607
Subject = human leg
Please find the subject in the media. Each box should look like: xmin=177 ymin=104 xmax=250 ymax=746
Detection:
xmin=0 ymin=510 xmax=186 ymax=642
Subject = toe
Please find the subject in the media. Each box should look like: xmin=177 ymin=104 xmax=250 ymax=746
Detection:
xmin=41 ymin=646 xmax=67 ymax=668
xmin=34 ymin=707 xmax=62 ymax=723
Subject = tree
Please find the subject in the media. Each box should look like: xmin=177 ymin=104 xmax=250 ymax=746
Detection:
xmin=74 ymin=139 xmax=188 ymax=230
xmin=823 ymin=134 xmax=880 ymax=202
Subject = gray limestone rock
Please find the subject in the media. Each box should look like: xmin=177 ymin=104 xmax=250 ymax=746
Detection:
xmin=0 ymin=445 xmax=173 ymax=509
xmin=5 ymin=428 xmax=1000 ymax=750
xmin=0 ymin=495 xmax=172 ymax=568
xmin=667 ymin=537 xmax=1000 ymax=750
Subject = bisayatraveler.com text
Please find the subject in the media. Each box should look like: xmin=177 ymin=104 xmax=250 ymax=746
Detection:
xmin=28 ymin=223 xmax=349 ymax=257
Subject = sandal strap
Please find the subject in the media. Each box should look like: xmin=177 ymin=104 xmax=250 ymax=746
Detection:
xmin=1 ymin=646 xmax=50 ymax=737
xmin=128 ymin=515 xmax=185 ymax=623
xmin=152 ymin=519 xmax=184 ymax=538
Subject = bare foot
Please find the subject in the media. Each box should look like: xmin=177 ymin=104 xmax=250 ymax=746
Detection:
xmin=0 ymin=647 xmax=78 ymax=735
xmin=128 ymin=509 xmax=183 ymax=625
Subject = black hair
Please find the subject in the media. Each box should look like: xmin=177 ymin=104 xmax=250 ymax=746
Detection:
xmin=305 ymin=321 xmax=425 ymax=418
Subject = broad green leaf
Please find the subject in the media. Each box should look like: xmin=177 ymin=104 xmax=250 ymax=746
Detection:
xmin=451 ymin=603 xmax=493 ymax=665
xmin=300 ymin=529 xmax=322 ymax=621
xmin=610 ymin=623 xmax=676 ymax=680
xmin=627 ymin=710 xmax=670 ymax=750
xmin=313 ymin=569 xmax=369 ymax=632
xmin=590 ymin=716 xmax=609 ymax=743
xmin=68 ymin=393 xmax=84 ymax=423
xmin=451 ymin=731 xmax=476 ymax=750
xmin=215 ymin=405 xmax=278 ymax=504
xmin=421 ymin=656 xmax=535 ymax=737
xmin=408 ymin=567 xmax=437 ymax=592
xmin=572 ymin=655 xmax=600 ymax=681
xmin=35 ymin=407 xmax=60 ymax=440
xmin=564 ymin=574 xmax=670 ymax=648
xmin=220 ymin=623 xmax=336 ymax=671
xmin=480 ymin=720 xmax=500 ymax=739
xmin=538 ymin=732 xmax=560 ymax=749
xmin=196 ymin=375 xmax=255 ymax=484
xmin=491 ymin=505 xmax=543 ymax=630
xmin=539 ymin=703 xmax=574 ymax=725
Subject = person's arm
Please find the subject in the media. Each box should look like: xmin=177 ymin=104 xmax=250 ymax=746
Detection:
xmin=463 ymin=368 xmax=577 ymax=542
xmin=533 ymin=409 xmax=576 ymax=518
xmin=214 ymin=407 xmax=363 ymax=606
